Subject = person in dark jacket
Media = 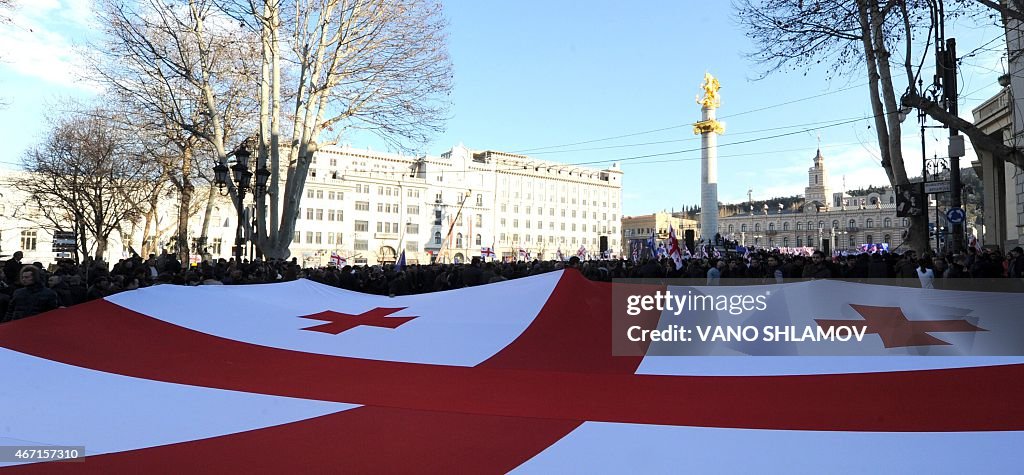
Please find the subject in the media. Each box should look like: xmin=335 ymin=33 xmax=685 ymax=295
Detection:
xmin=3 ymin=265 xmax=59 ymax=322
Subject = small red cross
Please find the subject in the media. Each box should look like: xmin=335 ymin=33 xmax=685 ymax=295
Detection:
xmin=299 ymin=307 xmax=417 ymax=335
xmin=816 ymin=304 xmax=986 ymax=348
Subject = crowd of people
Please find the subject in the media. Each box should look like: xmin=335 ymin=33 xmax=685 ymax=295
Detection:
xmin=2 ymin=245 xmax=1023 ymax=322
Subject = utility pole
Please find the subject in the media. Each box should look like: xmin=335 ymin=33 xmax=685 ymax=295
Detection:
xmin=941 ymin=38 xmax=965 ymax=251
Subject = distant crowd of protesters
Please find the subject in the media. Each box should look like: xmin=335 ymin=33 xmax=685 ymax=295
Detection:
xmin=2 ymin=244 xmax=1023 ymax=323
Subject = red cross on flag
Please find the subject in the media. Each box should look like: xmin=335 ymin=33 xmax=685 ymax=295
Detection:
xmin=1 ymin=272 xmax=1022 ymax=471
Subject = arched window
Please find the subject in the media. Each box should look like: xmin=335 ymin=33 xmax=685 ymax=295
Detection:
xmin=456 ymin=233 xmax=464 ymax=247
xmin=884 ymin=217 xmax=892 ymax=228
xmin=741 ymin=224 xmax=747 ymax=232
xmin=884 ymin=234 xmax=891 ymax=244
xmin=832 ymin=220 xmax=839 ymax=229
xmin=783 ymin=237 xmax=789 ymax=247
xmin=903 ymin=218 xmax=909 ymax=227
xmin=866 ymin=218 xmax=874 ymax=228
xmin=728 ymin=224 xmax=734 ymax=233
xmin=783 ymin=222 xmax=790 ymax=231
xmin=796 ymin=237 xmax=803 ymax=247
xmin=475 ymin=234 xmax=482 ymax=245
xmin=796 ymin=222 xmax=804 ymax=231
xmin=817 ymin=221 xmax=824 ymax=230
xmin=755 ymin=223 xmax=761 ymax=232
xmin=807 ymin=235 xmax=814 ymax=246
xmin=434 ymin=232 xmax=442 ymax=245
xmin=848 ymin=219 xmax=857 ymax=229
xmin=768 ymin=222 xmax=775 ymax=231
xmin=870 ymin=197 xmax=878 ymax=204
xmin=849 ymin=237 xmax=856 ymax=247
xmin=866 ymin=235 xmax=874 ymax=244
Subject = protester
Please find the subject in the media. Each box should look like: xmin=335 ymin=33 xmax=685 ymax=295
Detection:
xmin=3 ymin=265 xmax=59 ymax=322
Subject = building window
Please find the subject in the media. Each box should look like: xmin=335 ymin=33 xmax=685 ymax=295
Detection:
xmin=476 ymin=194 xmax=483 ymax=206
xmin=884 ymin=217 xmax=892 ymax=228
xmin=315 ymin=232 xmax=322 ymax=244
xmin=316 ymin=190 xmax=323 ymax=199
xmin=866 ymin=218 xmax=874 ymax=228
xmin=328 ymin=210 xmax=335 ymax=221
xmin=355 ymin=201 xmax=369 ymax=211
xmin=316 ymin=209 xmax=323 ymax=220
xmin=796 ymin=222 xmax=803 ymax=231
xmin=355 ymin=240 xmax=368 ymax=251
xmin=306 ymin=231 xmax=313 ymax=243
xmin=783 ymin=222 xmax=789 ymax=231
xmin=741 ymin=224 xmax=747 ymax=232
xmin=294 ymin=231 xmax=300 ymax=243
xmin=783 ymin=237 xmax=789 ymax=247
xmin=475 ymin=214 xmax=482 ymax=227
xmin=434 ymin=232 xmax=442 ymax=245
xmin=408 ymin=205 xmax=420 ymax=215
xmin=435 ymin=210 xmax=442 ymax=226
xmin=355 ymin=220 xmax=368 ymax=232
xmin=866 ymin=235 xmax=873 ymax=244
xmin=475 ymin=234 xmax=482 ymax=245
xmin=456 ymin=233 xmax=463 ymax=248
xmin=337 ymin=210 xmax=343 ymax=221
xmin=327 ymin=232 xmax=335 ymax=244
xmin=306 ymin=208 xmax=314 ymax=220
xmin=768 ymin=222 xmax=775 ymax=231
xmin=848 ymin=219 xmax=856 ymax=229
xmin=884 ymin=234 xmax=891 ymax=244
xmin=754 ymin=223 xmax=760 ymax=232
xmin=307 ymin=189 xmax=314 ymax=198
xmin=20 ymin=230 xmax=37 ymax=251
xmin=406 ymin=223 xmax=419 ymax=234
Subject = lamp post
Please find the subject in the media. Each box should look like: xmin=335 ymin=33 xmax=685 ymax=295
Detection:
xmin=213 ymin=143 xmax=271 ymax=263
xmin=830 ymin=226 xmax=847 ymax=255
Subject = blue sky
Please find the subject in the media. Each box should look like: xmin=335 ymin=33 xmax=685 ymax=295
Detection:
xmin=0 ymin=0 xmax=1010 ymax=216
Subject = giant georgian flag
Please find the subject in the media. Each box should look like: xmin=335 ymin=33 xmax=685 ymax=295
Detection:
xmin=1 ymin=270 xmax=1023 ymax=472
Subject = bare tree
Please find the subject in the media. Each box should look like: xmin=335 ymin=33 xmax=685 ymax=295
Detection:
xmin=92 ymin=0 xmax=452 ymax=260
xmin=91 ymin=0 xmax=259 ymax=264
xmin=217 ymin=0 xmax=453 ymax=258
xmin=12 ymin=108 xmax=156 ymax=262
xmin=736 ymin=0 xmax=957 ymax=252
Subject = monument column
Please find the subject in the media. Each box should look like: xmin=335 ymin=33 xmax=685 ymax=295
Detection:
xmin=694 ymin=73 xmax=725 ymax=244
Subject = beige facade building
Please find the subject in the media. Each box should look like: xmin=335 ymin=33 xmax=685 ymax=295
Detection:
xmin=620 ymin=211 xmax=698 ymax=254
xmin=716 ymin=149 xmax=914 ymax=253
xmin=294 ymin=144 xmax=624 ymax=265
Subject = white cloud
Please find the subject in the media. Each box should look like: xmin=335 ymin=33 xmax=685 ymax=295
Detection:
xmin=0 ymin=0 xmax=99 ymax=91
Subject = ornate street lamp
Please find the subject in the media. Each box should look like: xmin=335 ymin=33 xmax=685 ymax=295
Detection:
xmin=213 ymin=143 xmax=270 ymax=264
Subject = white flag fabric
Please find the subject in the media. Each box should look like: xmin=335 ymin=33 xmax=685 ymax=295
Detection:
xmin=0 ymin=270 xmax=1021 ymax=471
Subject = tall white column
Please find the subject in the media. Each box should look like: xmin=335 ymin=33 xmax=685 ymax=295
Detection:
xmin=694 ymin=73 xmax=724 ymax=244
xmin=700 ymin=106 xmax=719 ymax=244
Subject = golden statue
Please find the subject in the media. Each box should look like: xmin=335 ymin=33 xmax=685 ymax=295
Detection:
xmin=696 ymin=72 xmax=721 ymax=109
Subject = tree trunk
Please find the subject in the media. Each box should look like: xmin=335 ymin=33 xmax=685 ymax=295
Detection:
xmin=95 ymin=235 xmax=107 ymax=262
xmin=176 ymin=143 xmax=194 ymax=266
xmin=199 ymin=183 xmax=215 ymax=258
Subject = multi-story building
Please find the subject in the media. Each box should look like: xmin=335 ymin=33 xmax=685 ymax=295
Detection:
xmin=299 ymin=144 xmax=623 ymax=264
xmin=0 ymin=144 xmax=623 ymax=268
xmin=716 ymin=149 xmax=921 ymax=253
xmin=620 ymin=211 xmax=698 ymax=255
